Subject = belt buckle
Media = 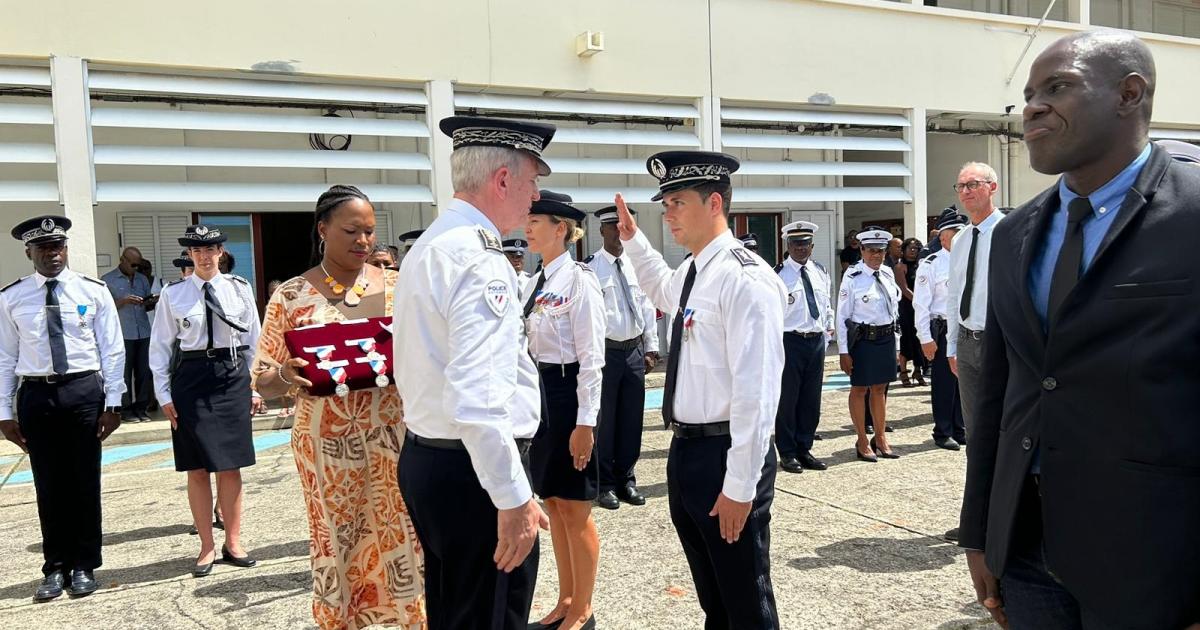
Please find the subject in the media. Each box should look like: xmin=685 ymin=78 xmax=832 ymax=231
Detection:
xmin=205 ymin=348 xmax=219 ymax=359
xmin=44 ymin=373 xmax=61 ymax=384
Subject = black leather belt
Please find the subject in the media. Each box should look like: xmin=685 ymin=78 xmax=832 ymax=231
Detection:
xmin=406 ymin=432 xmax=532 ymax=452
xmin=855 ymin=323 xmax=895 ymax=340
xmin=605 ymin=338 xmax=640 ymax=351
xmin=958 ymin=325 xmax=984 ymax=340
xmin=786 ymin=331 xmax=824 ymax=339
xmin=537 ymin=361 xmax=579 ymax=372
xmin=21 ymin=370 xmax=97 ymax=385
xmin=179 ymin=346 xmax=249 ymax=361
xmin=669 ymin=421 xmax=731 ymax=439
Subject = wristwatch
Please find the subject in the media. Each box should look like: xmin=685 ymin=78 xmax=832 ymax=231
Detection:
xmin=103 ymin=406 xmax=122 ymax=415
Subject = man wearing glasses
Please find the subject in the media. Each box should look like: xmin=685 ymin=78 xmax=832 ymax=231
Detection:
xmin=943 ymin=162 xmax=1004 ymax=541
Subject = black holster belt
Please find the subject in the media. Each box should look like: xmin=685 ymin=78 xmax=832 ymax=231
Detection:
xmin=786 ymin=331 xmax=824 ymax=339
xmin=21 ymin=369 xmax=97 ymax=385
xmin=406 ymin=431 xmax=531 ymax=452
xmin=854 ymin=323 xmax=895 ymax=340
xmin=605 ymin=337 xmax=641 ymax=351
xmin=670 ymin=421 xmax=731 ymax=439
xmin=179 ymin=346 xmax=249 ymax=361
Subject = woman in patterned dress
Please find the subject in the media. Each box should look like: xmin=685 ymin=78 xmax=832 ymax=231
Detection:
xmin=252 ymin=185 xmax=425 ymax=630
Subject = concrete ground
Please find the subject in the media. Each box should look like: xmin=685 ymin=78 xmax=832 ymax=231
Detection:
xmin=0 ymin=362 xmax=994 ymax=629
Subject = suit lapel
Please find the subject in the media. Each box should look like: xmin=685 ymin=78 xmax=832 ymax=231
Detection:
xmin=1087 ymin=145 xmax=1168 ymax=271
xmin=1016 ymin=190 xmax=1057 ymax=353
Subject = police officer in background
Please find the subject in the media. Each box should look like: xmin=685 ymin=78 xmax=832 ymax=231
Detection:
xmin=736 ymin=232 xmax=759 ymax=254
xmin=0 ymin=216 xmax=126 ymax=601
xmin=394 ymin=116 xmax=554 ymax=630
xmin=774 ymin=221 xmax=834 ymax=474
xmin=614 ymin=149 xmax=786 ymax=629
xmin=914 ymin=212 xmax=968 ymax=451
xmin=586 ymin=205 xmax=660 ymax=510
xmin=503 ymin=238 xmax=531 ymax=294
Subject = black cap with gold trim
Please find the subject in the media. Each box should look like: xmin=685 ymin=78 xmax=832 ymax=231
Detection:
xmin=646 ymin=151 xmax=740 ymax=202
xmin=439 ymin=116 xmax=556 ymax=176
xmin=11 ymin=215 xmax=71 ymax=245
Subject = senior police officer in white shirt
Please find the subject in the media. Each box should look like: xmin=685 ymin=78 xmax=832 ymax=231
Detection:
xmin=585 ymin=205 xmax=660 ymax=510
xmin=914 ymin=211 xmax=969 ymax=452
xmin=0 ymin=216 xmax=126 ymax=602
xmin=613 ymin=150 xmax=786 ymax=629
xmin=393 ymin=115 xmax=554 ymax=630
xmin=773 ymin=220 xmax=835 ymax=474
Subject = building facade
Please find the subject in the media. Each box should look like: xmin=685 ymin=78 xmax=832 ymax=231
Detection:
xmin=2 ymin=0 xmax=1198 ymax=297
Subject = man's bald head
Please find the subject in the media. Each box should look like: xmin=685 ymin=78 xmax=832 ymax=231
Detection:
xmin=1052 ymin=29 xmax=1155 ymax=121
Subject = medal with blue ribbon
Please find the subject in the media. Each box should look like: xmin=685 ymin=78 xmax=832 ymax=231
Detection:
xmin=355 ymin=356 xmax=390 ymax=388
xmin=77 ymin=304 xmax=89 ymax=328
xmin=345 ymin=337 xmax=377 ymax=354
xmin=316 ymin=359 xmax=351 ymax=397
xmin=303 ymin=344 xmax=337 ymax=361
xmin=682 ymin=308 xmax=695 ymax=342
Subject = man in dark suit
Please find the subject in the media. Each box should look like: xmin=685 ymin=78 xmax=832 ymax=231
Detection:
xmin=959 ymin=30 xmax=1200 ymax=629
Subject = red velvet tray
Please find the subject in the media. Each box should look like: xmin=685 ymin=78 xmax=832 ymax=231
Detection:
xmin=282 ymin=316 xmax=394 ymax=397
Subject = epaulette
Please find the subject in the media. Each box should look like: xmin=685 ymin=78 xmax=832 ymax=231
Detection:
xmin=166 ymin=278 xmax=186 ymax=287
xmin=0 ymin=276 xmax=26 ymax=293
xmin=813 ymin=261 xmax=826 ymax=274
xmin=583 ymin=254 xmax=595 ymax=264
xmin=773 ymin=262 xmax=784 ymax=273
xmin=849 ymin=270 xmax=863 ymax=278
xmin=924 ymin=253 xmax=939 ymax=263
xmin=575 ymin=262 xmax=594 ymax=272
xmin=226 ymin=274 xmax=250 ymax=285
xmin=730 ymin=248 xmax=757 ymax=267
xmin=79 ymin=274 xmax=106 ymax=286
xmin=477 ymin=228 xmax=502 ymax=253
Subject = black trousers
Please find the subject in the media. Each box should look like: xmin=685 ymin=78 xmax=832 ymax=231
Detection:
xmin=121 ymin=338 xmax=151 ymax=415
xmin=16 ymin=373 xmax=105 ymax=576
xmin=668 ymin=434 xmax=779 ymax=630
xmin=597 ymin=344 xmax=645 ymax=493
xmin=929 ymin=321 xmax=966 ymax=442
xmin=775 ymin=333 xmax=825 ymax=458
xmin=398 ymin=436 xmax=538 ymax=630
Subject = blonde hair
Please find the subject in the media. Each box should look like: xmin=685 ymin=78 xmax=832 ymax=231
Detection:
xmin=549 ymin=216 xmax=585 ymax=247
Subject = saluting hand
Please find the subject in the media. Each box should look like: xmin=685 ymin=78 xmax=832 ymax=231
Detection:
xmin=710 ymin=493 xmax=752 ymax=544
xmin=0 ymin=419 xmax=28 ymax=454
xmin=97 ymin=410 xmax=121 ymax=442
xmin=614 ymin=193 xmax=637 ymax=241
xmin=162 ymin=402 xmax=179 ymax=431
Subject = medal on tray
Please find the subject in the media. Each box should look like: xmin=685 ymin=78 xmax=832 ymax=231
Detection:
xmin=356 ymin=355 xmax=390 ymax=388
xmin=303 ymin=344 xmax=337 ymax=361
xmin=317 ymin=359 xmax=351 ymax=397
xmin=346 ymin=337 xmax=377 ymax=354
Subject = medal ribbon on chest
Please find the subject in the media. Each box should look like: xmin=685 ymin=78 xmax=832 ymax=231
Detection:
xmin=682 ymin=308 xmax=696 ymax=342
xmin=77 ymin=304 xmax=89 ymax=328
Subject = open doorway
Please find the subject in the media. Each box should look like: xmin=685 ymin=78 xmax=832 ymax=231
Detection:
xmin=258 ymin=212 xmax=314 ymax=305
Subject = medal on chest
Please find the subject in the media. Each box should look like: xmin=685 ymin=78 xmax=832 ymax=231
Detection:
xmin=682 ymin=308 xmax=696 ymax=342
xmin=77 ymin=304 xmax=89 ymax=328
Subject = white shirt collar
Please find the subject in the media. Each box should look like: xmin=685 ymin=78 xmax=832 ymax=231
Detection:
xmin=542 ymin=250 xmax=572 ymax=278
xmin=33 ymin=268 xmax=76 ymax=288
xmin=973 ymin=209 xmax=1004 ymax=234
xmin=448 ymin=197 xmax=503 ymax=238
xmin=599 ymin=248 xmax=622 ymax=264
xmin=693 ymin=230 xmax=739 ymax=272
xmin=189 ymin=272 xmax=224 ymax=290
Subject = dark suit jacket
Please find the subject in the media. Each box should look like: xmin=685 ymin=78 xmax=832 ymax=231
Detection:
xmin=959 ymin=145 xmax=1200 ymax=629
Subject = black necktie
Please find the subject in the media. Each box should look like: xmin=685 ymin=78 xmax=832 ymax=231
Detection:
xmin=44 ymin=279 xmax=69 ymax=374
xmin=874 ymin=270 xmax=894 ymax=320
xmin=1048 ymin=197 xmax=1093 ymax=323
xmin=522 ymin=272 xmax=547 ymax=319
xmin=662 ymin=261 xmax=697 ymax=428
xmin=800 ymin=264 xmax=820 ymax=320
xmin=613 ymin=258 xmax=644 ymax=330
xmin=959 ymin=227 xmax=980 ymax=320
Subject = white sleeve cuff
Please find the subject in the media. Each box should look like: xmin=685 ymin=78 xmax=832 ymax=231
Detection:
xmin=721 ymin=473 xmax=758 ymax=504
xmin=486 ymin=477 xmax=533 ymax=511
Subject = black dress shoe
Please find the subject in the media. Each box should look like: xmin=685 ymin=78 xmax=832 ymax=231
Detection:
xmin=856 ymin=450 xmax=878 ymax=463
xmin=779 ymin=457 xmax=804 ymax=474
xmin=799 ymin=452 xmax=828 ymax=471
xmin=526 ymin=619 xmax=564 ymax=630
xmin=885 ymin=425 xmax=894 ymax=433
xmin=934 ymin=437 xmax=961 ymax=451
xmin=944 ymin=527 xmax=960 ymax=541
xmin=213 ymin=507 xmax=225 ymax=531
xmin=66 ymin=569 xmax=98 ymax=597
xmin=618 ymin=485 xmax=646 ymax=506
xmin=955 ymin=435 xmax=968 ymax=446
xmin=870 ymin=437 xmax=900 ymax=459
xmin=192 ymin=561 xmax=213 ymax=578
xmin=220 ymin=545 xmax=257 ymax=568
xmin=580 ymin=616 xmax=596 ymax=630
xmin=813 ymin=433 xmax=823 ymax=440
xmin=596 ymin=490 xmax=619 ymax=510
xmin=34 ymin=570 xmax=64 ymax=602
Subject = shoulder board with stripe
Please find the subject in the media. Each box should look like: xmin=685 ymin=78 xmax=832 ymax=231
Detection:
xmin=813 ymin=261 xmax=826 ymax=274
xmin=575 ymin=262 xmax=594 ymax=272
xmin=79 ymin=274 xmax=106 ymax=286
xmin=583 ymin=254 xmax=595 ymax=264
xmin=477 ymin=229 xmax=502 ymax=253
xmin=773 ymin=262 xmax=784 ymax=273
xmin=924 ymin=253 xmax=939 ymax=263
xmin=166 ymin=278 xmax=186 ymax=287
xmin=1 ymin=276 xmax=27 ymax=293
xmin=730 ymin=248 xmax=757 ymax=267
xmin=226 ymin=274 xmax=249 ymax=285
xmin=849 ymin=270 xmax=863 ymax=278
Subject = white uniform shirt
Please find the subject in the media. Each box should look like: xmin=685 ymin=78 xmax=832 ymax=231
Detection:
xmin=913 ymin=252 xmax=950 ymax=345
xmin=148 ymin=272 xmax=262 ymax=406
xmin=624 ymin=229 xmax=786 ymax=503
xmin=524 ymin=252 xmax=606 ymax=427
xmin=777 ymin=257 xmax=834 ymax=337
xmin=393 ymin=199 xmax=541 ymax=510
xmin=587 ymin=248 xmax=660 ymax=351
xmin=517 ymin=270 xmax=532 ymax=296
xmin=835 ymin=261 xmax=901 ymax=352
xmin=0 ymin=268 xmax=127 ymax=420
xmin=946 ymin=210 xmax=1004 ymax=357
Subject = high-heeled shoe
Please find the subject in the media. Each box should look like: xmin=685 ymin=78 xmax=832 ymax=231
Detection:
xmin=220 ymin=545 xmax=257 ymax=568
xmin=870 ymin=436 xmax=901 ymax=459
xmin=213 ymin=506 xmax=224 ymax=531
xmin=193 ymin=550 xmax=215 ymax=578
xmin=913 ymin=371 xmax=927 ymax=387
xmin=856 ymin=446 xmax=878 ymax=463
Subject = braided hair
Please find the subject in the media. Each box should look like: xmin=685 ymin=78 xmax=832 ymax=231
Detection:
xmin=310 ymin=185 xmax=373 ymax=265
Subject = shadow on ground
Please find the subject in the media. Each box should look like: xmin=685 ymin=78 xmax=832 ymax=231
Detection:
xmin=787 ymin=536 xmax=961 ymax=574
xmin=193 ymin=568 xmax=310 ymax=613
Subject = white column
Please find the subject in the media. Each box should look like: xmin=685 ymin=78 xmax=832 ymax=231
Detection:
xmin=50 ymin=55 xmax=98 ymax=276
xmin=425 ymin=79 xmax=455 ymax=213
xmin=903 ymin=107 xmax=928 ymax=240
xmin=1068 ymin=0 xmax=1090 ymax=24
xmin=697 ymin=95 xmax=721 ymax=151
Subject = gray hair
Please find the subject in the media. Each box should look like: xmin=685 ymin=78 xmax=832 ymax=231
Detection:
xmin=959 ymin=161 xmax=998 ymax=182
xmin=450 ymin=146 xmax=527 ymax=194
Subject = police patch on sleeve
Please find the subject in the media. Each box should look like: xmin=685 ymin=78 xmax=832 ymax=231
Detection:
xmin=485 ymin=280 xmax=510 ymax=316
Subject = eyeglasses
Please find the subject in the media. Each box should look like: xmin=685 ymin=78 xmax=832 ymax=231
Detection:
xmin=953 ymin=179 xmax=993 ymax=193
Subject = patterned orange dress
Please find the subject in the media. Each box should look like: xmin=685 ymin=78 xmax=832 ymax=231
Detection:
xmin=252 ymin=272 xmax=425 ymax=630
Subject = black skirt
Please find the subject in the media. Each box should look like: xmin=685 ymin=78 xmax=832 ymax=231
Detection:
xmin=530 ymin=362 xmax=598 ymax=501
xmin=169 ymin=354 xmax=255 ymax=472
xmin=849 ymin=332 xmax=898 ymax=387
